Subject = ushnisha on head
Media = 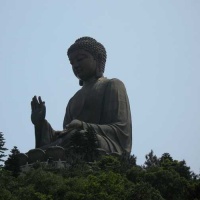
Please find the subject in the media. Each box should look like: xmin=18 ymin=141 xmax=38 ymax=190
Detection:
xmin=67 ymin=37 xmax=107 ymax=85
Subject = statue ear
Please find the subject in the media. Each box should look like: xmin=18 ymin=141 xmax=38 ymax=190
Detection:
xmin=79 ymin=80 xmax=83 ymax=86
xmin=96 ymin=54 xmax=103 ymax=78
xmin=95 ymin=64 xmax=103 ymax=78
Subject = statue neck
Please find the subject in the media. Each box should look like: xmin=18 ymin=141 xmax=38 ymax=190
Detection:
xmin=82 ymin=77 xmax=98 ymax=86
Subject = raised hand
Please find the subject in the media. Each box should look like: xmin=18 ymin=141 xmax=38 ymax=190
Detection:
xmin=31 ymin=96 xmax=46 ymax=126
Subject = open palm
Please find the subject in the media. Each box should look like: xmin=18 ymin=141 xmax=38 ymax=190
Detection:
xmin=31 ymin=96 xmax=46 ymax=126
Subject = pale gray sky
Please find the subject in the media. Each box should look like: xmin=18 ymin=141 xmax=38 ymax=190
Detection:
xmin=0 ymin=0 xmax=200 ymax=173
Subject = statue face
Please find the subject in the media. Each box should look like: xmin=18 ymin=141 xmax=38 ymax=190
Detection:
xmin=68 ymin=49 xmax=97 ymax=82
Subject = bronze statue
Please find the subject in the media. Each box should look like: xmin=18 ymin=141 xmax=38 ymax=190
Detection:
xmin=31 ymin=37 xmax=132 ymax=154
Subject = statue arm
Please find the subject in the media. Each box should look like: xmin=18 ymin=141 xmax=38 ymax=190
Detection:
xmin=31 ymin=96 xmax=60 ymax=148
xmin=63 ymin=99 xmax=72 ymax=129
xmin=34 ymin=119 xmax=57 ymax=148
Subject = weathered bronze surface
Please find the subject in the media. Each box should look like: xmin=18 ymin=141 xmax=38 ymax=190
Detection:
xmin=31 ymin=37 xmax=132 ymax=154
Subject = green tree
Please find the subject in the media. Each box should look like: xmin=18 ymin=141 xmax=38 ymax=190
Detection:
xmin=1 ymin=148 xmax=200 ymax=200
xmin=126 ymin=166 xmax=145 ymax=183
xmin=69 ymin=128 xmax=99 ymax=162
xmin=4 ymin=146 xmax=20 ymax=177
xmin=0 ymin=171 xmax=16 ymax=200
xmin=118 ymin=152 xmax=137 ymax=173
xmin=96 ymin=155 xmax=121 ymax=173
xmin=130 ymin=182 xmax=164 ymax=200
xmin=144 ymin=150 xmax=159 ymax=168
xmin=144 ymin=168 xmax=189 ymax=200
xmin=0 ymin=132 xmax=7 ymax=167
xmin=160 ymin=153 xmax=192 ymax=180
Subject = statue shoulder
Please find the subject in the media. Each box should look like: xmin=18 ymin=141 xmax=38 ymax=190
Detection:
xmin=107 ymin=78 xmax=126 ymax=89
xmin=98 ymin=77 xmax=125 ymax=89
xmin=101 ymin=77 xmax=125 ymax=85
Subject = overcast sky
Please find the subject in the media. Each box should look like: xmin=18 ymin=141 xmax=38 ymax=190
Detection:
xmin=0 ymin=0 xmax=200 ymax=173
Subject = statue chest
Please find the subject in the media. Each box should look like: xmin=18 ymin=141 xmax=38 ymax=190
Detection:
xmin=69 ymin=80 xmax=108 ymax=123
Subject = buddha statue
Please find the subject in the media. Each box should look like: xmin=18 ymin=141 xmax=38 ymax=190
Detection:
xmin=31 ymin=37 xmax=132 ymax=155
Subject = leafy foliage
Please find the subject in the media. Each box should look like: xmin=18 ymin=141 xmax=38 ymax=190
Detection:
xmin=1 ymin=138 xmax=200 ymax=200
xmin=127 ymin=150 xmax=200 ymax=200
xmin=144 ymin=150 xmax=159 ymax=168
xmin=0 ymin=132 xmax=7 ymax=167
xmin=0 ymin=151 xmax=199 ymax=200
xmin=159 ymin=153 xmax=192 ymax=180
xmin=4 ymin=146 xmax=21 ymax=177
xmin=69 ymin=128 xmax=99 ymax=162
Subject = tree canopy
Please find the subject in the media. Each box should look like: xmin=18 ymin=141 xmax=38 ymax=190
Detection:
xmin=0 ymin=132 xmax=7 ymax=167
xmin=1 ymin=149 xmax=200 ymax=200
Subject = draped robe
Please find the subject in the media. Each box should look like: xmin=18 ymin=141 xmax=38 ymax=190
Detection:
xmin=35 ymin=77 xmax=132 ymax=154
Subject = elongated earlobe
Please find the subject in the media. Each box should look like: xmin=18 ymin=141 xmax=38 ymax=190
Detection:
xmin=95 ymin=66 xmax=102 ymax=78
xmin=79 ymin=80 xmax=83 ymax=86
xmin=96 ymin=55 xmax=103 ymax=78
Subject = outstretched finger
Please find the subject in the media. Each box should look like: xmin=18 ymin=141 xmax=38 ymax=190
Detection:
xmin=38 ymin=96 xmax=45 ymax=108
xmin=38 ymin=96 xmax=43 ymax=104
xmin=32 ymin=96 xmax=39 ymax=109
xmin=31 ymin=100 xmax=35 ymax=110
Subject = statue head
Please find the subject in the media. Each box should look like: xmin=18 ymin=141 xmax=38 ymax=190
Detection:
xmin=67 ymin=37 xmax=107 ymax=85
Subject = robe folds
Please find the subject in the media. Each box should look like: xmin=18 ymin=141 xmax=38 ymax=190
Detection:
xmin=35 ymin=77 xmax=132 ymax=154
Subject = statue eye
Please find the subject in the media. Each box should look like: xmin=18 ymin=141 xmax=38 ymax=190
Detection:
xmin=77 ymin=57 xmax=85 ymax=62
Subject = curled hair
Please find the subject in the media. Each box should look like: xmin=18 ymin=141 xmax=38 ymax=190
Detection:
xmin=67 ymin=37 xmax=107 ymax=75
